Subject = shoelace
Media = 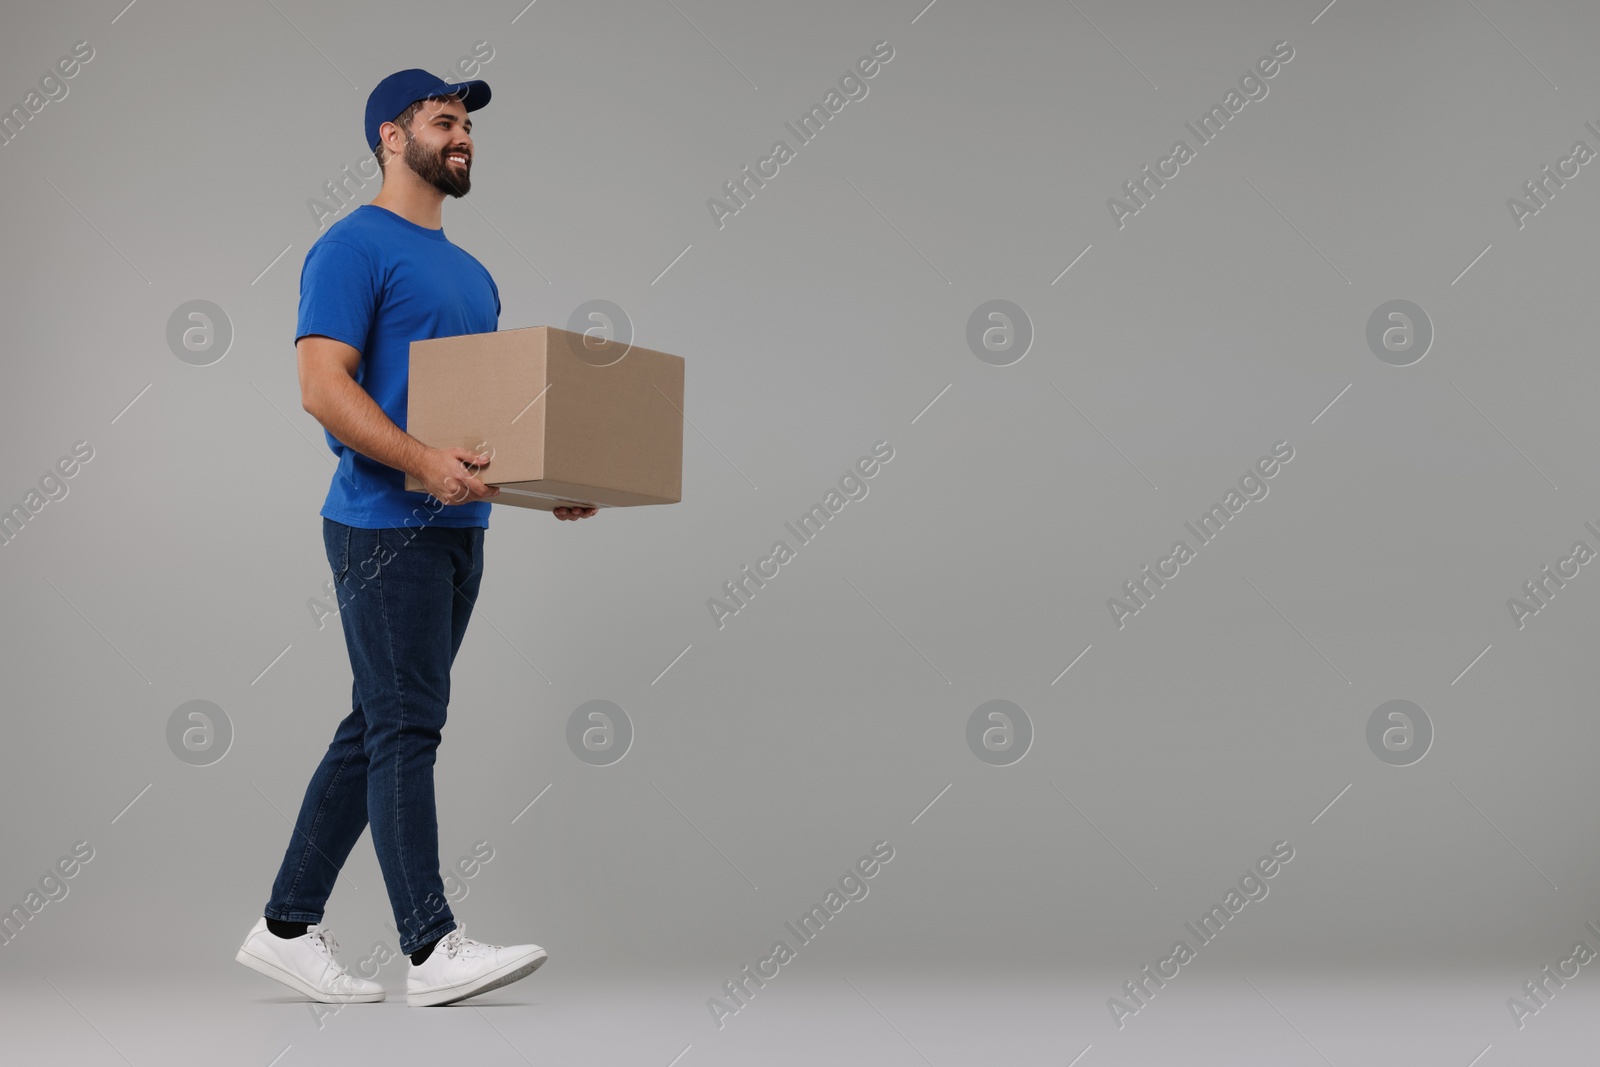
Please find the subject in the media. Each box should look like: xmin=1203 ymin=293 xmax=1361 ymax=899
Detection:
xmin=306 ymin=925 xmax=353 ymax=975
xmin=438 ymin=925 xmax=491 ymax=960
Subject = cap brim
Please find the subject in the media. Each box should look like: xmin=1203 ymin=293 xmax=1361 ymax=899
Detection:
xmin=440 ymin=79 xmax=491 ymax=111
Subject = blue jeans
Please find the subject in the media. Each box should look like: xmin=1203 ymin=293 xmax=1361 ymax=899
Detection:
xmin=265 ymin=518 xmax=484 ymax=955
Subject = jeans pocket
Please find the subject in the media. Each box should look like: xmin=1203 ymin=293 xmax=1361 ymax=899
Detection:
xmin=325 ymin=520 xmax=352 ymax=585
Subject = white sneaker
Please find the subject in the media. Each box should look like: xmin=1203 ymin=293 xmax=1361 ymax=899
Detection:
xmin=235 ymin=918 xmax=385 ymax=1003
xmin=406 ymin=925 xmax=547 ymax=1007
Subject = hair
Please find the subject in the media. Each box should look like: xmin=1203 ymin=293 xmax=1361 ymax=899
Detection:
xmin=373 ymin=94 xmax=461 ymax=174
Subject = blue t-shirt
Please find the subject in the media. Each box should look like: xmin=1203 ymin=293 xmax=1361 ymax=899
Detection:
xmin=296 ymin=203 xmax=501 ymax=529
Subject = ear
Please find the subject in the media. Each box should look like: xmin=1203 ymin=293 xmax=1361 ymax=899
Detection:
xmin=378 ymin=117 xmax=410 ymax=157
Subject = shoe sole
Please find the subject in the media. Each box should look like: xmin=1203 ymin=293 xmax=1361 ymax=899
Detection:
xmin=235 ymin=946 xmax=386 ymax=1003
xmin=407 ymin=948 xmax=548 ymax=1007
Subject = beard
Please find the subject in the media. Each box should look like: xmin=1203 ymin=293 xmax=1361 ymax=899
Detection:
xmin=404 ymin=131 xmax=471 ymax=198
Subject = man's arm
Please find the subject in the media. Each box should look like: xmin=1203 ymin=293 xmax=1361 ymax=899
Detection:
xmin=296 ymin=334 xmax=498 ymax=504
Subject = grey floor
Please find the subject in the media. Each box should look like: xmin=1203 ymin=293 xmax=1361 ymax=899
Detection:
xmin=2 ymin=964 xmax=1583 ymax=1065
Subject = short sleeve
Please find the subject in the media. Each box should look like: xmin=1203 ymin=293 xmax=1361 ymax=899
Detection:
xmin=296 ymin=239 xmax=377 ymax=353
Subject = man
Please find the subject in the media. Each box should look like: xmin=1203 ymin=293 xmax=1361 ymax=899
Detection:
xmin=235 ymin=69 xmax=592 ymax=1008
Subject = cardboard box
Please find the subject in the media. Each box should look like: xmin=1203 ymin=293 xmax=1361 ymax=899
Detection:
xmin=403 ymin=326 xmax=684 ymax=511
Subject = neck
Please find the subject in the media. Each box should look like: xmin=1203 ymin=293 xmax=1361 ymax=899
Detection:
xmin=370 ymin=173 xmax=447 ymax=230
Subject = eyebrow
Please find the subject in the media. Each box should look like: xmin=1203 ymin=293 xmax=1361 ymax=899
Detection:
xmin=426 ymin=110 xmax=471 ymax=130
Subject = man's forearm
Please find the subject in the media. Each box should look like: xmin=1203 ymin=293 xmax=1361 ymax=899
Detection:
xmin=307 ymin=372 xmax=429 ymax=477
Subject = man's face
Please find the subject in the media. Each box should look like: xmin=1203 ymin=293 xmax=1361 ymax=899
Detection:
xmin=394 ymin=96 xmax=474 ymax=197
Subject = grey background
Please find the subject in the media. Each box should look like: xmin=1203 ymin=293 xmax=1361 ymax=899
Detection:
xmin=3 ymin=0 xmax=1599 ymax=1063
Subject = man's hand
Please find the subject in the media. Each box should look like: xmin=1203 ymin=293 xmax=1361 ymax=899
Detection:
xmin=553 ymin=506 xmax=597 ymax=521
xmin=412 ymin=447 xmax=501 ymax=505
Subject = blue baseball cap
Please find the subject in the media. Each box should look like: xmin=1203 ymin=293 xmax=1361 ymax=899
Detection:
xmin=365 ymin=68 xmax=491 ymax=153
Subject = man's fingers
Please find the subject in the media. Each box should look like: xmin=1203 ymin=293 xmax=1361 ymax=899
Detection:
xmin=439 ymin=471 xmax=489 ymax=503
